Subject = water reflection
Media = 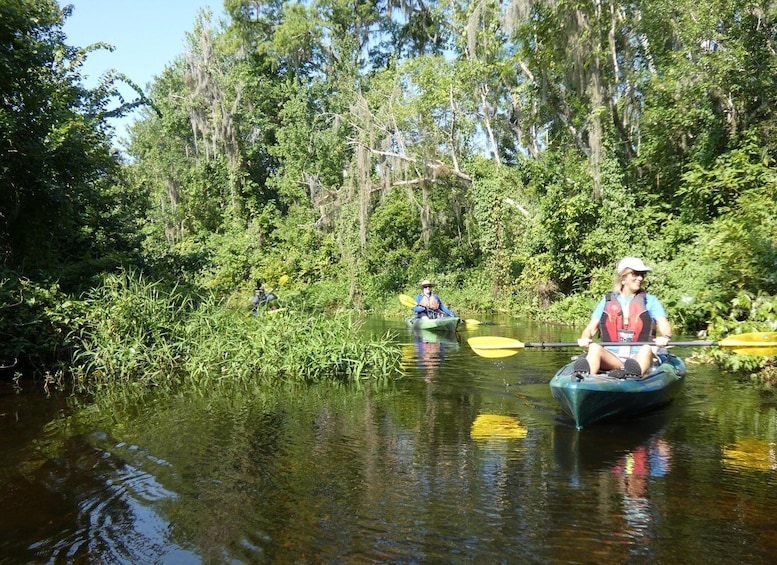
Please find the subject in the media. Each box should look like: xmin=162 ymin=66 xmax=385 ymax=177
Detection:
xmin=4 ymin=317 xmax=777 ymax=563
xmin=612 ymin=436 xmax=672 ymax=538
xmin=404 ymin=327 xmax=459 ymax=381
xmin=552 ymin=409 xmax=674 ymax=481
xmin=470 ymin=414 xmax=528 ymax=441
xmin=552 ymin=409 xmax=675 ymax=554
xmin=723 ymin=438 xmax=777 ymax=471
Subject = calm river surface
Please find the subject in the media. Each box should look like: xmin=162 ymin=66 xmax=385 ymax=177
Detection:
xmin=2 ymin=316 xmax=777 ymax=563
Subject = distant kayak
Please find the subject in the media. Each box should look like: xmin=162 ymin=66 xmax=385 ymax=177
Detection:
xmin=549 ymin=353 xmax=686 ymax=429
xmin=405 ymin=315 xmax=460 ymax=332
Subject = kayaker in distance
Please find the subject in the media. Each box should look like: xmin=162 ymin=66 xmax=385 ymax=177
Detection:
xmin=250 ymin=283 xmax=277 ymax=315
xmin=575 ymin=257 xmax=673 ymax=377
xmin=414 ymin=279 xmax=455 ymax=319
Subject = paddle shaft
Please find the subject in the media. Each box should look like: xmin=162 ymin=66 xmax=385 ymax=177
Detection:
xmin=467 ymin=332 xmax=777 ymax=356
xmin=516 ymin=340 xmax=716 ymax=349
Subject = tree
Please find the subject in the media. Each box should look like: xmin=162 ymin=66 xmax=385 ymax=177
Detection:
xmin=0 ymin=0 xmax=144 ymax=285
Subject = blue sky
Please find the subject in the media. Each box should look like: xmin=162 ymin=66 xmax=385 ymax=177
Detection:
xmin=62 ymin=0 xmax=224 ymax=143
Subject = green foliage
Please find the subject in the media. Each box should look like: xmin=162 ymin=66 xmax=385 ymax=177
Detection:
xmin=363 ymin=189 xmax=421 ymax=295
xmin=678 ymin=138 xmax=773 ymax=223
xmin=467 ymin=158 xmax=527 ymax=292
xmin=1 ymin=0 xmax=143 ymax=286
xmin=0 ymin=267 xmax=86 ymax=370
xmin=70 ymin=271 xmax=402 ymax=399
xmin=6 ymin=0 xmax=777 ymax=388
xmin=649 ymin=244 xmax=721 ymax=331
xmin=702 ymin=291 xmax=777 ymax=375
xmin=526 ymin=150 xmax=653 ymax=295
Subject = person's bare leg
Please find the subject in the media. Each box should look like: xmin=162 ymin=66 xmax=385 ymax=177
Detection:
xmin=630 ymin=345 xmax=654 ymax=375
xmin=587 ymin=344 xmax=623 ymax=374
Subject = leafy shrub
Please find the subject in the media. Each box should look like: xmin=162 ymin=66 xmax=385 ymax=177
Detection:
xmin=697 ymin=291 xmax=777 ymax=377
xmin=0 ymin=267 xmax=86 ymax=372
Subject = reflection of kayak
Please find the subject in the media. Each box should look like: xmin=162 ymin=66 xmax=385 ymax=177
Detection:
xmin=552 ymin=409 xmax=672 ymax=476
xmin=1 ymin=358 xmax=17 ymax=369
xmin=549 ymin=353 xmax=686 ymax=429
xmin=405 ymin=315 xmax=460 ymax=332
xmin=412 ymin=327 xmax=459 ymax=346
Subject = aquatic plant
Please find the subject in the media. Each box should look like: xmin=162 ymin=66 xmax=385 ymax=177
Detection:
xmin=70 ymin=271 xmax=402 ymax=399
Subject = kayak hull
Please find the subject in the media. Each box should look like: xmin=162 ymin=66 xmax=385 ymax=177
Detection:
xmin=549 ymin=353 xmax=686 ymax=429
xmin=405 ymin=315 xmax=460 ymax=332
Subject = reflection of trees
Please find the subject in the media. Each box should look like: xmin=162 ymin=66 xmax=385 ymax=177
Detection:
xmin=0 ymin=388 xmax=193 ymax=562
xmin=8 ymin=364 xmax=777 ymax=562
xmin=101 ymin=383 xmax=535 ymax=561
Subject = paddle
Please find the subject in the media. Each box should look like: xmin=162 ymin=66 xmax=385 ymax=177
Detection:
xmin=399 ymin=293 xmax=481 ymax=327
xmin=399 ymin=293 xmax=416 ymax=308
xmin=467 ymin=332 xmax=777 ymax=359
xmin=265 ymin=274 xmax=290 ymax=295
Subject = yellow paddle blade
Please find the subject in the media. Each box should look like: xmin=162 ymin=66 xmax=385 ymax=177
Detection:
xmin=719 ymin=332 xmax=777 ymax=348
xmin=467 ymin=336 xmax=525 ymax=349
xmin=471 ymin=414 xmax=528 ymax=441
xmin=467 ymin=336 xmax=525 ymax=358
xmin=464 ymin=319 xmax=481 ymax=327
xmin=471 ymin=347 xmax=519 ymax=358
xmin=730 ymin=346 xmax=777 ymax=356
xmin=719 ymin=332 xmax=777 ymax=356
xmin=399 ymin=293 xmax=416 ymax=308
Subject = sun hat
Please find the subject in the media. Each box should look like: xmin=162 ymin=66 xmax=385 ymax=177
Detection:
xmin=419 ymin=279 xmax=434 ymax=288
xmin=616 ymin=257 xmax=652 ymax=274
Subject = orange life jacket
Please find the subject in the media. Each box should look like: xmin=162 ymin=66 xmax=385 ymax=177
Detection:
xmin=419 ymin=294 xmax=441 ymax=310
xmin=599 ymin=291 xmax=654 ymax=342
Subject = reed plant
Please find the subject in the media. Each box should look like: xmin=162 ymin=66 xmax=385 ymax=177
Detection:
xmin=70 ymin=271 xmax=402 ymax=399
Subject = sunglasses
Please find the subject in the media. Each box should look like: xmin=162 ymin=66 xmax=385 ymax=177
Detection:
xmin=628 ymin=271 xmax=647 ymax=278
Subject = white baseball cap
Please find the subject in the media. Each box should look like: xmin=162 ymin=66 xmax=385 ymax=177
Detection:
xmin=616 ymin=257 xmax=652 ymax=274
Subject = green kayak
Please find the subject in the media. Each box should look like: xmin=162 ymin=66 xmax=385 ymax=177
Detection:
xmin=549 ymin=353 xmax=686 ymax=429
xmin=405 ymin=315 xmax=460 ymax=332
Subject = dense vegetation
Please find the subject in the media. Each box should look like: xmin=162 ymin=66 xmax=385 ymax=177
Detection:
xmin=2 ymin=0 xmax=776 ymax=388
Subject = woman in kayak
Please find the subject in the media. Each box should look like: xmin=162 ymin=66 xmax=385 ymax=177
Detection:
xmin=575 ymin=257 xmax=672 ymax=377
xmin=414 ymin=279 xmax=455 ymax=319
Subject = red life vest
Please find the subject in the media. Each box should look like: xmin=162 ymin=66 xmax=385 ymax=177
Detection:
xmin=599 ymin=292 xmax=654 ymax=342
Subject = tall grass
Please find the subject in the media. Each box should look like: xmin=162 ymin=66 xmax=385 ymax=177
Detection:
xmin=70 ymin=271 xmax=402 ymax=399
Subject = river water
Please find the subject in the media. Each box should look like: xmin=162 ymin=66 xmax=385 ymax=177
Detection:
xmin=1 ymin=316 xmax=777 ymax=563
